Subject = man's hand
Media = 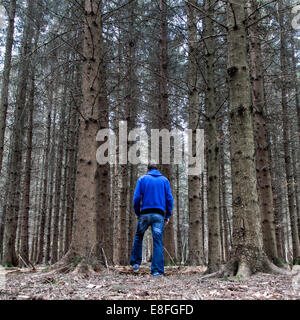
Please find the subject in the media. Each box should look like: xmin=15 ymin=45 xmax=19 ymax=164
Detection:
xmin=164 ymin=218 xmax=169 ymax=225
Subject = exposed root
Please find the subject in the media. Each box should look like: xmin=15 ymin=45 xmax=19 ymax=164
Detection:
xmin=200 ymin=255 xmax=292 ymax=280
xmin=199 ymin=270 xmax=223 ymax=280
xmin=42 ymin=250 xmax=104 ymax=275
xmin=73 ymin=261 xmax=98 ymax=274
xmin=203 ymin=263 xmax=221 ymax=275
xmin=199 ymin=264 xmax=227 ymax=280
xmin=262 ymin=258 xmax=291 ymax=275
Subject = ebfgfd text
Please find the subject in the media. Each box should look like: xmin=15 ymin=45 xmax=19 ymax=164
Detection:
xmin=96 ymin=121 xmax=204 ymax=176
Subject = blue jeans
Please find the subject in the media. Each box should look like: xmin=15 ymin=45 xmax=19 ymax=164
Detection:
xmin=130 ymin=213 xmax=165 ymax=274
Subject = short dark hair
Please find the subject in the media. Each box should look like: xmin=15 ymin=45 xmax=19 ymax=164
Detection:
xmin=148 ymin=160 xmax=158 ymax=171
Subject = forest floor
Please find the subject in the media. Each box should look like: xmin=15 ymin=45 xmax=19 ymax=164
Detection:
xmin=1 ymin=264 xmax=300 ymax=300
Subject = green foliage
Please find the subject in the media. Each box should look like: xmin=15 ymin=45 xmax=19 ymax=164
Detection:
xmin=221 ymin=276 xmax=229 ymax=281
xmin=73 ymin=257 xmax=83 ymax=267
xmin=41 ymin=266 xmax=50 ymax=272
xmin=293 ymin=257 xmax=300 ymax=265
xmin=221 ymin=274 xmax=244 ymax=281
xmin=2 ymin=262 xmax=14 ymax=268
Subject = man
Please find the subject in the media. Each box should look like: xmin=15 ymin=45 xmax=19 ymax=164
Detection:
xmin=130 ymin=161 xmax=173 ymax=277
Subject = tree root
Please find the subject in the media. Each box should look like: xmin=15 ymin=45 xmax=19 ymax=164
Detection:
xmin=73 ymin=261 xmax=98 ymax=274
xmin=262 ymin=258 xmax=291 ymax=275
xmin=43 ymin=250 xmax=103 ymax=275
xmin=200 ymin=256 xmax=291 ymax=280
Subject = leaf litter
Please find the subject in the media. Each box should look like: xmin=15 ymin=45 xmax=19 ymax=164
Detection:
xmin=0 ymin=264 xmax=299 ymax=300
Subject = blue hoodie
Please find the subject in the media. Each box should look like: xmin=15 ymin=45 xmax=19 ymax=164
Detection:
xmin=133 ymin=169 xmax=174 ymax=219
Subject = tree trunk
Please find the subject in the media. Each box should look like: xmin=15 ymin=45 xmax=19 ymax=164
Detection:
xmin=0 ymin=0 xmax=17 ymax=174
xmin=278 ymin=0 xmax=300 ymax=262
xmin=187 ymin=0 xmax=204 ymax=266
xmin=19 ymin=64 xmax=35 ymax=266
xmin=269 ymin=131 xmax=286 ymax=262
xmin=112 ymin=22 xmax=121 ymax=265
xmin=45 ymin=97 xmax=57 ymax=264
xmin=64 ymin=64 xmax=80 ymax=255
xmin=3 ymin=0 xmax=35 ymax=266
xmin=30 ymin=172 xmax=42 ymax=263
xmin=37 ymin=107 xmax=52 ymax=263
xmin=51 ymin=86 xmax=66 ymax=264
xmin=118 ymin=1 xmax=135 ymax=265
xmin=247 ymin=0 xmax=278 ymax=263
xmin=159 ymin=0 xmax=176 ymax=263
xmin=55 ymin=0 xmax=110 ymax=272
xmin=223 ymin=0 xmax=278 ymax=277
xmin=220 ymin=126 xmax=229 ymax=262
xmin=0 ymin=183 xmax=9 ymax=262
xmin=290 ymin=35 xmax=300 ymax=237
xmin=176 ymin=164 xmax=182 ymax=263
xmin=128 ymin=164 xmax=137 ymax=261
xmin=204 ymin=0 xmax=221 ymax=272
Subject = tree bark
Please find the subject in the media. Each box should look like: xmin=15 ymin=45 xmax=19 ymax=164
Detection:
xmin=176 ymin=164 xmax=182 ymax=263
xmin=159 ymin=0 xmax=176 ymax=263
xmin=290 ymin=35 xmax=300 ymax=238
xmin=0 ymin=183 xmax=9 ymax=262
xmin=118 ymin=1 xmax=135 ymax=265
xmin=3 ymin=0 xmax=35 ymax=266
xmin=37 ymin=107 xmax=52 ymax=263
xmin=0 ymin=0 xmax=17 ymax=174
xmin=128 ymin=164 xmax=137 ymax=261
xmin=187 ymin=0 xmax=204 ymax=266
xmin=64 ymin=65 xmax=80 ymax=255
xmin=247 ymin=0 xmax=278 ymax=263
xmin=19 ymin=64 xmax=35 ymax=266
xmin=55 ymin=0 xmax=110 ymax=272
xmin=51 ymin=85 xmax=66 ymax=264
xmin=277 ymin=0 xmax=300 ymax=262
xmin=45 ymin=96 xmax=57 ymax=264
xmin=223 ymin=0 xmax=278 ymax=277
xmin=204 ymin=0 xmax=221 ymax=272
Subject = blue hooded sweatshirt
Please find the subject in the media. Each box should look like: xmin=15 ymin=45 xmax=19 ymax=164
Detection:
xmin=133 ymin=169 xmax=174 ymax=219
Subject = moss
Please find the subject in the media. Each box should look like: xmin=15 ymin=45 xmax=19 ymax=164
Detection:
xmin=272 ymin=257 xmax=286 ymax=267
xmin=3 ymin=262 xmax=15 ymax=268
xmin=41 ymin=266 xmax=50 ymax=272
xmin=293 ymin=257 xmax=300 ymax=265
xmin=233 ymin=274 xmax=244 ymax=281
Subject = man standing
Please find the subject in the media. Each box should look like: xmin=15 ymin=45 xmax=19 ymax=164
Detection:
xmin=130 ymin=161 xmax=173 ymax=277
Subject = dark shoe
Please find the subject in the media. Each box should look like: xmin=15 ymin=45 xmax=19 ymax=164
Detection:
xmin=132 ymin=264 xmax=140 ymax=273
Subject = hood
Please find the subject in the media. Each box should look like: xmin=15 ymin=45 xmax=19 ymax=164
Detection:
xmin=146 ymin=169 xmax=162 ymax=177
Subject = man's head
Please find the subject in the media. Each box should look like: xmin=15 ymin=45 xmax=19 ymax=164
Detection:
xmin=148 ymin=160 xmax=158 ymax=171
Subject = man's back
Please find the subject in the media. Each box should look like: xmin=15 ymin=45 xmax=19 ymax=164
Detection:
xmin=133 ymin=169 xmax=173 ymax=219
